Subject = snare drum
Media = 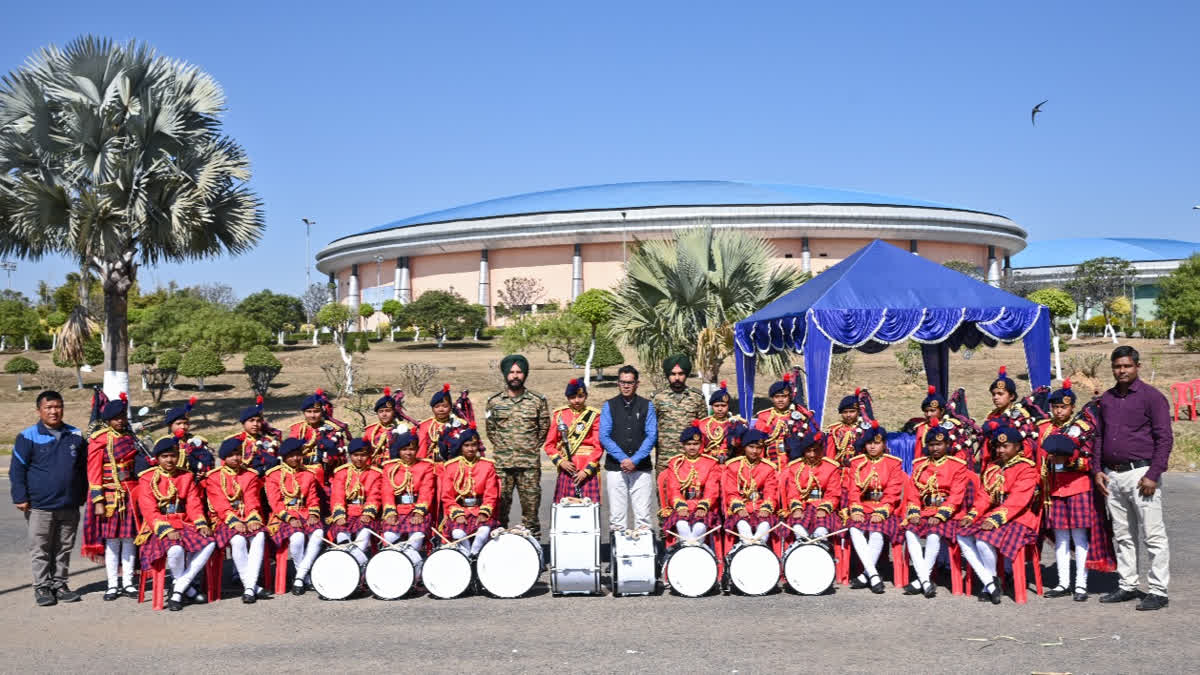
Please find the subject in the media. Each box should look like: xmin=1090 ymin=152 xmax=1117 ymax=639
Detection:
xmin=662 ymin=545 xmax=718 ymax=597
xmin=310 ymin=548 xmax=363 ymax=600
xmin=476 ymin=532 xmax=544 ymax=598
xmin=365 ymin=546 xmax=423 ymax=600
xmin=611 ymin=528 xmax=656 ymax=596
xmin=725 ymin=543 xmax=779 ymax=596
xmin=550 ymin=502 xmax=601 ymax=595
xmin=782 ymin=542 xmax=835 ymax=595
xmin=423 ymin=546 xmax=473 ymax=599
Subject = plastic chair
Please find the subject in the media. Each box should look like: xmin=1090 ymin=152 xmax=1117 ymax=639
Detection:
xmin=272 ymin=543 xmax=290 ymax=595
xmin=206 ymin=548 xmax=224 ymax=602
xmin=945 ymin=538 xmax=967 ymax=596
xmin=994 ymin=541 xmax=1043 ymax=604
xmin=137 ymin=557 xmax=167 ymax=611
xmin=1170 ymin=382 xmax=1195 ymax=421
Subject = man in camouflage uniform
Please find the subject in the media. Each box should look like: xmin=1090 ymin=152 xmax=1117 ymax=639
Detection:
xmin=650 ymin=354 xmax=709 ymax=473
xmin=485 ymin=354 xmax=550 ymax=537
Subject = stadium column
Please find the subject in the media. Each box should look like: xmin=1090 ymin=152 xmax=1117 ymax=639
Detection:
xmin=479 ymin=250 xmax=490 ymax=321
xmin=349 ymin=264 xmax=361 ymax=313
xmin=327 ymin=273 xmax=336 ymax=303
xmin=986 ymin=246 xmax=1000 ymax=287
xmin=801 ymin=237 xmax=811 ymax=273
xmin=571 ymin=243 xmax=583 ymax=301
xmin=1003 ymin=255 xmax=1012 ymax=284
xmin=910 ymin=239 xmax=919 ymax=255
xmin=396 ymin=256 xmax=410 ymax=303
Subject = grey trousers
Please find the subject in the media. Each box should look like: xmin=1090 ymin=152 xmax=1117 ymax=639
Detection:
xmin=25 ymin=507 xmax=80 ymax=591
xmin=1105 ymin=466 xmax=1170 ymax=596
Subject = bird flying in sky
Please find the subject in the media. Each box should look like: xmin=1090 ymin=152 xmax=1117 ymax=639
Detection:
xmin=1031 ymin=100 xmax=1048 ymax=126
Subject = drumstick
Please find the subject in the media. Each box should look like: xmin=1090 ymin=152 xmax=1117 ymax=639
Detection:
xmin=682 ymin=525 xmax=723 ymax=545
xmin=366 ymin=528 xmax=401 ymax=550
xmin=796 ymin=527 xmax=850 ymax=545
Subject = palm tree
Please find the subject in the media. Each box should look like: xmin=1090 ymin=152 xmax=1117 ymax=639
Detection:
xmin=610 ymin=225 xmax=808 ymax=396
xmin=0 ymin=36 xmax=263 ymax=396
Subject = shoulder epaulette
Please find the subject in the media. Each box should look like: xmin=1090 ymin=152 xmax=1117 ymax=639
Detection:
xmin=222 ymin=432 xmax=245 ymax=441
xmin=881 ymin=454 xmax=902 ymax=463
xmin=418 ymin=457 xmax=435 ymax=464
xmin=136 ymin=466 xmax=158 ymax=479
xmin=848 ymin=454 xmax=868 ymax=466
xmin=913 ymin=456 xmax=928 ymax=467
xmin=333 ymin=462 xmax=351 ymax=473
xmin=552 ymin=405 xmax=570 ymax=414
xmin=947 ymin=455 xmax=968 ymax=466
xmin=443 ymin=456 xmax=465 ymax=466
xmin=367 ymin=465 xmax=384 ymax=474
xmin=820 ymin=457 xmax=841 ymax=468
xmin=1011 ymin=456 xmax=1037 ymax=468
xmin=89 ymin=428 xmax=109 ymax=440
xmin=478 ymin=456 xmax=495 ymax=464
xmin=264 ymin=464 xmax=286 ymax=476
xmin=206 ymin=466 xmax=226 ymax=478
xmin=754 ymin=408 xmax=773 ymax=417
xmin=486 ymin=392 xmax=504 ymax=402
xmin=762 ymin=458 xmax=778 ymax=470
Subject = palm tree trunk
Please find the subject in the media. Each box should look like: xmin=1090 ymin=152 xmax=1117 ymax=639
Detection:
xmin=99 ymin=256 xmax=135 ymax=398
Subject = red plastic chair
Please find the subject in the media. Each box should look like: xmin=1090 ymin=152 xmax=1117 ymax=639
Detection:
xmin=205 ymin=548 xmax=224 ymax=602
xmin=993 ymin=542 xmax=1044 ymax=604
xmin=1170 ymin=382 xmax=1195 ymax=421
xmin=137 ymin=557 xmax=167 ymax=611
xmin=946 ymin=538 xmax=967 ymax=596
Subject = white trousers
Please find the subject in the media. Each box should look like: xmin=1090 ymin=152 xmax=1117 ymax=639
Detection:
xmin=849 ymin=528 xmax=884 ymax=580
xmin=606 ymin=470 xmax=655 ymax=531
xmin=288 ymin=529 xmax=325 ymax=581
xmin=905 ymin=531 xmax=941 ymax=584
xmin=1105 ymin=466 xmax=1170 ymax=596
xmin=229 ymin=532 xmax=265 ymax=592
xmin=167 ymin=541 xmax=216 ymax=594
xmin=104 ymin=538 xmax=136 ymax=588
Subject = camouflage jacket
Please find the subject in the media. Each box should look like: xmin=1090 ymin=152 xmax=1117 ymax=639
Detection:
xmin=651 ymin=386 xmax=709 ymax=460
xmin=485 ymin=388 xmax=551 ymax=469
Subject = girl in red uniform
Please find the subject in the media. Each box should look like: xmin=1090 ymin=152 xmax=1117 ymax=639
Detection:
xmin=722 ymin=428 xmax=778 ymax=543
xmin=780 ymin=431 xmax=841 ymax=542
xmin=846 ymin=422 xmax=905 ymax=594
xmin=326 ymin=438 xmax=383 ymax=564
xmin=207 ymin=438 xmax=269 ymax=603
xmin=380 ymin=431 xmax=435 ymax=551
xmin=660 ymin=423 xmax=722 ymax=545
xmin=265 ymin=437 xmax=326 ymax=595
xmin=135 ymin=437 xmax=217 ymax=611
xmin=985 ymin=367 xmax=1036 ymax=460
xmin=84 ymin=395 xmax=141 ymax=600
xmin=956 ymin=424 xmax=1040 ymax=604
xmin=903 ymin=427 xmax=970 ymax=598
xmin=543 ymin=379 xmax=603 ymax=502
xmin=439 ymin=426 xmax=499 ymax=557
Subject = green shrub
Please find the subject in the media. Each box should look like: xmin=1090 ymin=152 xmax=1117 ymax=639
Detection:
xmin=53 ymin=338 xmax=103 ymax=369
xmin=571 ymin=333 xmax=624 ymax=369
xmin=318 ymin=331 xmax=334 ymax=345
xmin=244 ymin=345 xmax=282 ymax=397
xmin=157 ymin=349 xmax=183 ymax=370
xmin=1185 ymin=338 xmax=1200 ymax=354
xmin=1137 ymin=320 xmax=1169 ymax=339
xmin=394 ymin=330 xmax=416 ymax=341
xmin=243 ymin=345 xmax=282 ymax=369
xmin=178 ymin=345 xmax=225 ymax=390
xmin=5 ymin=356 xmax=38 ymax=391
xmin=130 ymin=343 xmax=156 ymax=365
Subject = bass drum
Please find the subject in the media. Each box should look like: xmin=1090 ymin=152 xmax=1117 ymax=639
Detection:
xmin=365 ymin=546 xmax=423 ymax=600
xmin=782 ymin=542 xmax=835 ymax=595
xmin=310 ymin=548 xmax=363 ymax=600
xmin=550 ymin=502 xmax=601 ymax=595
xmin=725 ymin=543 xmax=779 ymax=596
xmin=611 ymin=528 xmax=656 ymax=596
xmin=662 ymin=545 xmax=719 ymax=597
xmin=476 ymin=532 xmax=544 ymax=599
xmin=423 ymin=547 xmax=473 ymax=599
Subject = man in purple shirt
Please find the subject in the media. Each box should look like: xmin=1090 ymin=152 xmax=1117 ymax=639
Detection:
xmin=1094 ymin=346 xmax=1171 ymax=610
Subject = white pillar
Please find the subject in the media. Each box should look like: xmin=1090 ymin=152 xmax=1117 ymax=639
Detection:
xmin=910 ymin=239 xmax=919 ymax=255
xmin=571 ymin=244 xmax=583 ymax=301
xmin=393 ymin=260 xmax=402 ymax=302
xmin=327 ymin=273 xmax=336 ymax=304
xmin=986 ymin=246 xmax=1000 ymax=287
xmin=348 ymin=264 xmax=360 ymax=314
xmin=478 ymin=250 xmax=489 ymax=306
xmin=397 ymin=257 xmax=411 ymax=303
xmin=801 ymin=237 xmax=811 ymax=274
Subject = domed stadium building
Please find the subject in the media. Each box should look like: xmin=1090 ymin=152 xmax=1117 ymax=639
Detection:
xmin=314 ymin=180 xmax=1028 ymax=324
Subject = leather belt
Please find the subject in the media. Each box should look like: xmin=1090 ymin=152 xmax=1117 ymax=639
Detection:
xmin=1104 ymin=459 xmax=1151 ymax=473
xmin=922 ymin=494 xmax=946 ymax=506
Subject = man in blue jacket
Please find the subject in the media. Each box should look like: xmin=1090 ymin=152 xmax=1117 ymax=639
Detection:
xmin=10 ymin=390 xmax=87 ymax=606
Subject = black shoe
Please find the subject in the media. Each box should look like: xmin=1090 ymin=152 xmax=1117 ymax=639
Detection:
xmin=1073 ymin=590 xmax=1089 ymax=602
xmin=52 ymin=585 xmax=81 ymax=603
xmin=1045 ymin=586 xmax=1071 ymax=598
xmin=121 ymin=584 xmax=137 ymax=598
xmin=849 ymin=575 xmax=868 ymax=589
xmin=34 ymin=587 xmax=57 ymax=607
xmin=1136 ymin=593 xmax=1168 ymax=611
xmin=986 ymin=582 xmax=1002 ymax=604
xmin=103 ymin=587 xmax=121 ymax=601
xmin=902 ymin=581 xmax=923 ymax=595
xmin=291 ymin=581 xmax=306 ymax=596
xmin=186 ymin=586 xmax=208 ymax=604
xmin=168 ymin=592 xmax=184 ymax=611
xmin=1099 ymin=588 xmax=1141 ymax=604
xmin=255 ymin=587 xmax=273 ymax=599
xmin=869 ymin=575 xmax=885 ymax=594
xmin=923 ymin=581 xmax=938 ymax=599
xmin=242 ymin=592 xmax=256 ymax=604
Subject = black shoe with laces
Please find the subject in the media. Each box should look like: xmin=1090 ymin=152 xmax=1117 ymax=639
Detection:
xmin=1136 ymin=593 xmax=1168 ymax=611
xmin=52 ymin=585 xmax=81 ymax=603
xmin=242 ymin=592 xmax=256 ymax=604
xmin=292 ymin=581 xmax=306 ymax=596
xmin=168 ymin=592 xmax=184 ymax=611
xmin=849 ymin=575 xmax=868 ymax=590
xmin=34 ymin=587 xmax=57 ymax=607
xmin=923 ymin=581 xmax=937 ymax=599
xmin=1099 ymin=588 xmax=1140 ymax=603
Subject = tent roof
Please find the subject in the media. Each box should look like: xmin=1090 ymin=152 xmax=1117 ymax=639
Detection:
xmin=744 ymin=239 xmax=1037 ymax=322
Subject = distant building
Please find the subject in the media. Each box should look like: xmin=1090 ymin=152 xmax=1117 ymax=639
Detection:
xmin=315 ymin=180 xmax=1026 ymax=324
xmin=1010 ymin=238 xmax=1200 ymax=321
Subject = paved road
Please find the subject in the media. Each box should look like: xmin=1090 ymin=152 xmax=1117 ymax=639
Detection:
xmin=1 ymin=472 xmax=1197 ymax=673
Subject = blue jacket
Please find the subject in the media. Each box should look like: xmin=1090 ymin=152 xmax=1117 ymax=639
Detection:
xmin=10 ymin=422 xmax=87 ymax=510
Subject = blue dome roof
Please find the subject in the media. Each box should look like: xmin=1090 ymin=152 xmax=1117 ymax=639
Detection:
xmin=1011 ymin=238 xmax=1200 ymax=268
xmin=354 ymin=180 xmax=968 ymax=235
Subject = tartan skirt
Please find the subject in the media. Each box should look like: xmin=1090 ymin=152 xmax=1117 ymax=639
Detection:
xmin=443 ymin=513 xmax=498 ymax=536
xmin=554 ymin=470 xmax=602 ymax=503
xmin=1044 ymin=491 xmax=1097 ymax=530
xmin=662 ymin=509 xmax=720 ymax=532
xmin=907 ymin=517 xmax=959 ymax=539
xmin=139 ymin=526 xmax=216 ymax=570
xmin=269 ymin=518 xmax=324 ymax=546
xmin=786 ymin=504 xmax=841 ymax=534
xmin=326 ymin=515 xmax=373 ymax=539
xmin=850 ymin=515 xmax=899 ymax=540
xmin=377 ymin=513 xmax=431 ymax=536
xmin=724 ymin=512 xmax=778 ymax=530
xmin=975 ymin=521 xmax=1036 ymax=560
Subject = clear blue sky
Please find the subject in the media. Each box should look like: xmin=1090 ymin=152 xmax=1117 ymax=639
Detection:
xmin=2 ymin=1 xmax=1198 ymax=300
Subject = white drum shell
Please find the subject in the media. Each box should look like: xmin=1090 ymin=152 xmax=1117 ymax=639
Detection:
xmin=664 ymin=546 xmax=719 ymax=597
xmin=611 ymin=529 xmax=656 ymax=596
xmin=477 ymin=533 xmax=544 ymax=598
xmin=424 ymin=547 xmax=473 ymax=599
xmin=310 ymin=548 xmax=363 ymax=600
xmin=726 ymin=544 xmax=780 ymax=596
xmin=366 ymin=546 xmax=423 ymax=600
xmin=782 ymin=543 xmax=836 ymax=596
xmin=551 ymin=502 xmax=601 ymax=595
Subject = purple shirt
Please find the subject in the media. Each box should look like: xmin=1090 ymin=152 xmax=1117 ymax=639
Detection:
xmin=1094 ymin=378 xmax=1173 ymax=483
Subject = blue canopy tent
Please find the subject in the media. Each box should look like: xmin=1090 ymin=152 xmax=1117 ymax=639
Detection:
xmin=733 ymin=240 xmax=1052 ymax=431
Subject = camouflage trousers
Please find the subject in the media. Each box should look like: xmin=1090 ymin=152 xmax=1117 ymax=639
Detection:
xmin=498 ymin=466 xmax=542 ymax=536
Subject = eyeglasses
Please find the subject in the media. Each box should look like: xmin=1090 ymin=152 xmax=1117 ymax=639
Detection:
xmin=617 ymin=380 xmax=637 ymax=386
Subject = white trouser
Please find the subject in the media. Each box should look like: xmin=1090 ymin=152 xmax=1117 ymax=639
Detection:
xmin=104 ymin=538 xmax=136 ymax=588
xmin=849 ymin=528 xmax=884 ymax=580
xmin=451 ymin=526 xmax=491 ymax=555
xmin=674 ymin=520 xmax=710 ymax=543
xmin=734 ymin=519 xmax=771 ymax=542
xmin=230 ymin=532 xmax=265 ymax=592
xmin=1105 ymin=466 xmax=1170 ymax=596
xmin=791 ymin=524 xmax=829 ymax=541
xmin=289 ymin=529 xmax=325 ymax=582
xmin=1052 ymin=527 xmax=1089 ymax=591
xmin=905 ymin=531 xmax=941 ymax=584
xmin=382 ymin=531 xmax=426 ymax=551
xmin=336 ymin=528 xmax=374 ymax=565
xmin=167 ymin=542 xmax=216 ymax=594
xmin=956 ymin=534 xmax=998 ymax=587
xmin=606 ymin=470 xmax=655 ymax=531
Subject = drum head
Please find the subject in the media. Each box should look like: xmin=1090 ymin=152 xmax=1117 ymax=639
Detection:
xmin=477 ymin=534 xmax=541 ymax=598
xmin=424 ymin=548 xmax=472 ymax=599
xmin=665 ymin=546 xmax=718 ymax=597
xmin=310 ymin=549 xmax=361 ymax=600
xmin=366 ymin=548 xmax=416 ymax=600
xmin=727 ymin=544 xmax=779 ymax=596
xmin=783 ymin=544 xmax=835 ymax=595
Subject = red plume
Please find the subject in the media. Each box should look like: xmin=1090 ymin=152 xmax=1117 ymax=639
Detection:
xmin=174 ymin=428 xmax=185 ymax=438
xmin=442 ymin=383 xmax=451 ymax=392
xmin=927 ymin=385 xmax=936 ymax=395
xmin=468 ymin=421 xmax=477 ymax=430
xmin=855 ymin=387 xmax=861 ymax=396
xmin=569 ymin=378 xmax=579 ymax=386
xmin=383 ymin=386 xmax=391 ymax=397
xmin=188 ymin=396 xmax=197 ymax=406
xmin=870 ymin=420 xmax=879 ymax=429
xmin=690 ymin=419 xmax=701 ymax=427
xmin=119 ymin=392 xmax=128 ymax=401
xmin=998 ymin=366 xmax=1007 ymax=377
xmin=255 ymin=395 xmax=263 ymax=405
xmin=931 ymin=415 xmax=941 ymax=426
xmin=1062 ymin=378 xmax=1072 ymax=390
xmin=719 ymin=380 xmax=727 ymax=389
xmin=783 ymin=372 xmax=792 ymax=383
xmin=315 ymin=388 xmax=324 ymax=396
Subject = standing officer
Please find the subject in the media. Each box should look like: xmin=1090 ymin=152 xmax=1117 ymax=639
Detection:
xmin=485 ymin=354 xmax=550 ymax=537
xmin=650 ymin=355 xmax=708 ymax=473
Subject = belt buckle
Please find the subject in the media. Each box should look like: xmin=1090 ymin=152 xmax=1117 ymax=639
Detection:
xmin=810 ymin=490 xmax=822 ymax=498
xmin=400 ymin=494 xmax=415 ymax=505
xmin=286 ymin=499 xmax=299 ymax=507
xmin=463 ymin=497 xmax=478 ymax=507
xmin=1054 ymin=463 xmax=1065 ymax=472
xmin=684 ymin=489 xmax=698 ymax=499
xmin=350 ymin=499 xmax=364 ymax=505
xmin=748 ymin=491 xmax=759 ymax=501
xmin=165 ymin=504 xmax=178 ymax=514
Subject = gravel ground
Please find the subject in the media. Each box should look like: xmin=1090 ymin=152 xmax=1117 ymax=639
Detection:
xmin=1 ymin=471 xmax=1197 ymax=673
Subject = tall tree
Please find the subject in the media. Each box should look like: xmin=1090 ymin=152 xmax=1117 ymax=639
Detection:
xmin=496 ymin=276 xmax=546 ymax=316
xmin=236 ymin=290 xmax=305 ymax=344
xmin=570 ymin=288 xmax=614 ymax=388
xmin=1027 ymin=287 xmax=1078 ymax=338
xmin=610 ymin=226 xmax=808 ymax=394
xmin=188 ymin=282 xmax=238 ymax=309
xmin=300 ymin=282 xmax=328 ymax=325
xmin=1156 ymin=253 xmax=1200 ymax=343
xmin=0 ymin=36 xmax=263 ymax=397
xmin=397 ymin=290 xmax=486 ymax=348
xmin=1064 ymin=257 xmax=1135 ymax=344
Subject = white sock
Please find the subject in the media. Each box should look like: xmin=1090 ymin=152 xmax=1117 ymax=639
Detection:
xmin=288 ymin=532 xmax=306 ymax=577
xmin=120 ymin=539 xmax=136 ymax=587
xmin=1071 ymin=527 xmax=1089 ymax=591
xmin=905 ymin=531 xmax=926 ymax=581
xmin=231 ymin=535 xmax=251 ymax=589
xmin=689 ymin=522 xmax=707 ymax=540
xmin=166 ymin=545 xmax=186 ymax=580
xmin=452 ymin=528 xmax=469 ymax=555
xmin=297 ymin=529 xmax=324 ymax=579
xmin=923 ymin=534 xmax=941 ymax=583
xmin=245 ymin=532 xmax=265 ymax=592
xmin=793 ymin=524 xmax=811 ymax=541
xmin=471 ymin=526 xmax=491 ymax=555
xmin=956 ymin=535 xmax=993 ymax=586
xmin=736 ymin=520 xmax=753 ymax=539
xmin=349 ymin=529 xmax=372 ymax=565
xmin=406 ymin=532 xmax=425 ymax=550
xmin=1053 ymin=528 xmax=1071 ymax=590
xmin=976 ymin=540 xmax=999 ymax=582
xmin=174 ymin=542 xmax=216 ymax=593
xmin=675 ymin=521 xmax=693 ymax=540
xmin=104 ymin=540 xmax=121 ymax=588
xmin=813 ymin=526 xmax=829 ymax=539
xmin=850 ymin=528 xmax=882 ymax=579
